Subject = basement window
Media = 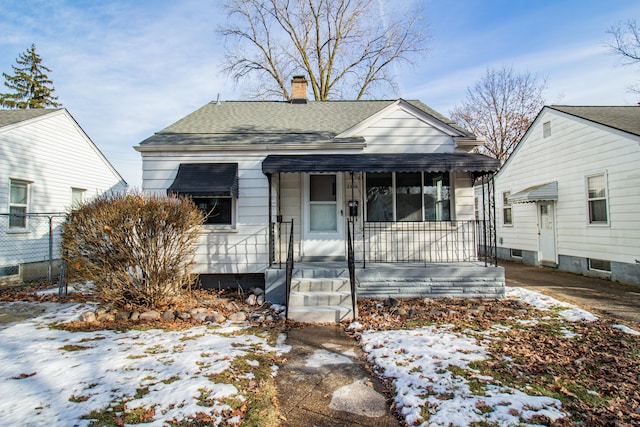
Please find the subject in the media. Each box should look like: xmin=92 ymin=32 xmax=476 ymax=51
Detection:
xmin=510 ymin=249 xmax=523 ymax=258
xmin=588 ymin=258 xmax=611 ymax=273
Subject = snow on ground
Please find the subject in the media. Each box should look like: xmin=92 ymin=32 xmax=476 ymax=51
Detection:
xmin=355 ymin=287 xmax=603 ymax=427
xmin=0 ymin=303 xmax=287 ymax=426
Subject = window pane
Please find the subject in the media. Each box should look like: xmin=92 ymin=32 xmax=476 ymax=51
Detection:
xmin=396 ymin=172 xmax=422 ymax=221
xmin=503 ymin=208 xmax=512 ymax=225
xmin=310 ymin=175 xmax=336 ymax=202
xmin=10 ymin=181 xmax=27 ymax=204
xmin=424 ymin=173 xmax=450 ymax=221
xmin=366 ymin=173 xmax=393 ymax=221
xmin=194 ymin=197 xmax=232 ymax=225
xmin=72 ymin=188 xmax=85 ymax=206
xmin=587 ymin=175 xmax=605 ymax=198
xmin=9 ymin=206 xmax=26 ymax=228
xmin=310 ymin=204 xmax=337 ymax=231
xmin=589 ymin=200 xmax=607 ymax=223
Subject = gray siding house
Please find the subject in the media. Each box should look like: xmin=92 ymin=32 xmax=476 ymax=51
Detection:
xmin=136 ymin=77 xmax=503 ymax=322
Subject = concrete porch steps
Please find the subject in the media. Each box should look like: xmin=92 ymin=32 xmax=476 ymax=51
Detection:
xmin=288 ymin=276 xmax=356 ymax=323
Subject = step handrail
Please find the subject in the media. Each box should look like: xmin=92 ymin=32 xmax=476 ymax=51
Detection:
xmin=284 ymin=219 xmax=294 ymax=320
xmin=347 ymin=218 xmax=357 ymax=320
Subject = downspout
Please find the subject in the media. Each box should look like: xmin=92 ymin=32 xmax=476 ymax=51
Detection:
xmin=267 ymin=173 xmax=273 ymax=267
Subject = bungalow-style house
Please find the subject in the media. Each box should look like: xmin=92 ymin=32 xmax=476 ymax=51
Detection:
xmin=136 ymin=76 xmax=503 ymax=322
xmin=0 ymin=108 xmax=127 ymax=283
xmin=489 ymin=105 xmax=640 ymax=286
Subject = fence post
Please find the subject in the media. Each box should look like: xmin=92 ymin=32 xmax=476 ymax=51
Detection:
xmin=48 ymin=215 xmax=53 ymax=285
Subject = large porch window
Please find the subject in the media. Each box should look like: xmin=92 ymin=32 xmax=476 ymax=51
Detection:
xmin=366 ymin=172 xmax=451 ymax=222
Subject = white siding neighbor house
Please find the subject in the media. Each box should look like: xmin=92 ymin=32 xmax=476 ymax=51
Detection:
xmin=0 ymin=108 xmax=127 ymax=283
xmin=136 ymin=76 xmax=503 ymax=322
xmin=490 ymin=105 xmax=640 ymax=285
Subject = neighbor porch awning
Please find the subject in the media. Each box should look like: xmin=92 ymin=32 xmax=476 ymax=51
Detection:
xmin=168 ymin=163 xmax=239 ymax=197
xmin=508 ymin=182 xmax=558 ymax=204
xmin=261 ymin=153 xmax=499 ymax=175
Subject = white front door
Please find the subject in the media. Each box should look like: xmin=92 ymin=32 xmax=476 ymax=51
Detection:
xmin=302 ymin=173 xmax=345 ymax=259
xmin=538 ymin=201 xmax=557 ymax=265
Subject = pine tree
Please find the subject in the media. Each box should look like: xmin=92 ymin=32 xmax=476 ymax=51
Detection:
xmin=0 ymin=44 xmax=61 ymax=109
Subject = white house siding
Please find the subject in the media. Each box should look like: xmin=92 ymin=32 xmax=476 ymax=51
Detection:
xmin=493 ymin=108 xmax=640 ymax=284
xmin=141 ymin=152 xmax=271 ymax=274
xmin=360 ymin=109 xmax=456 ymax=154
xmin=0 ymin=110 xmax=125 ymax=277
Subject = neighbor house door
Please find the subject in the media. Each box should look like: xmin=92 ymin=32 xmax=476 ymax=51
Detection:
xmin=302 ymin=173 xmax=345 ymax=259
xmin=537 ymin=201 xmax=557 ymax=265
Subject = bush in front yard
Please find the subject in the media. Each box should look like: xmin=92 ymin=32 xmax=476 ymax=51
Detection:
xmin=62 ymin=192 xmax=204 ymax=309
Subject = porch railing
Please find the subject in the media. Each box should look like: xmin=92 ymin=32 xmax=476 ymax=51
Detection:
xmin=283 ymin=219 xmax=294 ymax=320
xmin=360 ymin=220 xmax=488 ymax=266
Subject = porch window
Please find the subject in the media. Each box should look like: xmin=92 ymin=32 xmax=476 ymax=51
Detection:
xmin=502 ymin=192 xmax=512 ymax=225
xmin=9 ymin=179 xmax=29 ymax=229
xmin=366 ymin=172 xmax=451 ymax=222
xmin=586 ymin=174 xmax=608 ymax=224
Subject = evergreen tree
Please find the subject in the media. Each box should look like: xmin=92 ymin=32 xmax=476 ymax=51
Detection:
xmin=0 ymin=44 xmax=61 ymax=109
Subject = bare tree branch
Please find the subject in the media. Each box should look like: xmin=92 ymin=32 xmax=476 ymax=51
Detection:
xmin=218 ymin=0 xmax=429 ymax=100
xmin=450 ymin=66 xmax=547 ymax=164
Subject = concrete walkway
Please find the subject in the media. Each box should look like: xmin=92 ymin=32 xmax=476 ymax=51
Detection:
xmin=502 ymin=260 xmax=640 ymax=327
xmin=275 ymin=325 xmax=399 ymax=426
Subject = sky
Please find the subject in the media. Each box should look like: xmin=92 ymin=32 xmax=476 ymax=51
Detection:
xmin=1 ymin=0 xmax=639 ymax=188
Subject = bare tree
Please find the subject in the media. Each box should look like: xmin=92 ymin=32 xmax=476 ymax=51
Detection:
xmin=450 ymin=66 xmax=547 ymax=164
xmin=607 ymin=20 xmax=640 ymax=93
xmin=218 ymin=0 xmax=429 ymax=100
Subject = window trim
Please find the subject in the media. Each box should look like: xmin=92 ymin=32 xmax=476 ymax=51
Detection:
xmin=8 ymin=179 xmax=30 ymax=230
xmin=585 ymin=172 xmax=609 ymax=226
xmin=502 ymin=191 xmax=513 ymax=226
xmin=365 ymin=171 xmax=453 ymax=222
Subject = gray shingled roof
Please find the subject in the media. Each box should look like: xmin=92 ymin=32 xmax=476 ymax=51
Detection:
xmin=549 ymin=106 xmax=640 ymax=137
xmin=0 ymin=109 xmax=58 ymax=128
xmin=140 ymin=99 xmax=473 ymax=146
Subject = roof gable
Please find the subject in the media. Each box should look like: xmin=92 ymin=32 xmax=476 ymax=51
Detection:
xmin=548 ymin=106 xmax=640 ymax=137
xmin=0 ymin=109 xmax=59 ymax=130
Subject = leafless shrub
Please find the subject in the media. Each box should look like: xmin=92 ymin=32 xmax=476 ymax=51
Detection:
xmin=62 ymin=192 xmax=204 ymax=309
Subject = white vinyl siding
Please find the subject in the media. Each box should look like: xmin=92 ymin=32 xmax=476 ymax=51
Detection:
xmin=492 ymin=108 xmax=640 ymax=265
xmin=0 ymin=110 xmax=125 ymax=268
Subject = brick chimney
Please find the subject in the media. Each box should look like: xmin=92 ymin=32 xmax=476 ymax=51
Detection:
xmin=290 ymin=75 xmax=308 ymax=103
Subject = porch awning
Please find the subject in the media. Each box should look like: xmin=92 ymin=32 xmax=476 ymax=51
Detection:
xmin=167 ymin=163 xmax=239 ymax=197
xmin=508 ymin=182 xmax=558 ymax=204
xmin=261 ymin=153 xmax=499 ymax=175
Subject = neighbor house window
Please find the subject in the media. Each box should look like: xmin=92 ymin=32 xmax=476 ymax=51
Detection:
xmin=9 ymin=179 xmax=29 ymax=229
xmin=71 ymin=188 xmax=86 ymax=208
xmin=193 ymin=197 xmax=233 ymax=225
xmin=587 ymin=174 xmax=608 ymax=224
xmin=588 ymin=258 xmax=611 ymax=272
xmin=543 ymin=121 xmax=551 ymax=138
xmin=366 ymin=172 xmax=451 ymax=222
xmin=502 ymin=192 xmax=512 ymax=225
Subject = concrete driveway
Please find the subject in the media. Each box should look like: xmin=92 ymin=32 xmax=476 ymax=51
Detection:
xmin=502 ymin=260 xmax=640 ymax=327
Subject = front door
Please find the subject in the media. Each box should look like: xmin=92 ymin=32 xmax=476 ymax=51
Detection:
xmin=302 ymin=173 xmax=345 ymax=259
xmin=538 ymin=201 xmax=557 ymax=265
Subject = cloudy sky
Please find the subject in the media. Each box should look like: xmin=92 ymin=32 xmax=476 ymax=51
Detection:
xmin=1 ymin=0 xmax=639 ymax=187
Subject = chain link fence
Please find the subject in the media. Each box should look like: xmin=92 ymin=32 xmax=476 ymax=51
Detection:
xmin=0 ymin=213 xmax=67 ymax=285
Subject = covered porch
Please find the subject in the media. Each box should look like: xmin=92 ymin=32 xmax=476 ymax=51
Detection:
xmin=261 ymin=153 xmax=501 ymax=321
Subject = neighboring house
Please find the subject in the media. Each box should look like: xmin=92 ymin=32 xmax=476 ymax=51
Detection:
xmin=0 ymin=108 xmax=127 ymax=283
xmin=488 ymin=105 xmax=640 ymax=285
xmin=136 ymin=76 xmax=502 ymax=322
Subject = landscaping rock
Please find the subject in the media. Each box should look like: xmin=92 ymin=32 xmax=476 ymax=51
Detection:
xmin=385 ymin=297 xmax=400 ymax=307
xmin=115 ymin=311 xmax=131 ymax=321
xmin=97 ymin=312 xmax=115 ymax=322
xmin=206 ymin=312 xmax=226 ymax=324
xmin=188 ymin=307 xmax=207 ymax=316
xmin=245 ymin=294 xmax=257 ymax=306
xmin=162 ymin=310 xmax=175 ymax=321
xmin=251 ymin=287 xmax=265 ymax=296
xmin=140 ymin=311 xmax=161 ymax=321
xmin=178 ymin=312 xmax=191 ymax=321
xmin=192 ymin=313 xmax=208 ymax=323
xmin=130 ymin=311 xmax=140 ymax=321
xmin=256 ymin=294 xmax=265 ymax=305
xmin=80 ymin=311 xmax=96 ymax=323
xmin=228 ymin=312 xmax=247 ymax=323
